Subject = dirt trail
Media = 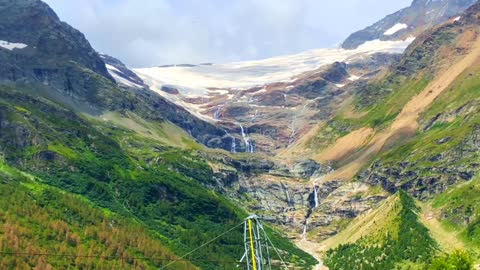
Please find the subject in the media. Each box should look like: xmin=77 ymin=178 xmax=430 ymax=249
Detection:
xmin=321 ymin=37 xmax=480 ymax=181
xmin=295 ymin=239 xmax=328 ymax=270
xmin=420 ymin=210 xmax=465 ymax=251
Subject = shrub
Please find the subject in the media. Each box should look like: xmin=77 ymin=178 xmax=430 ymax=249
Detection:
xmin=428 ymin=250 xmax=473 ymax=270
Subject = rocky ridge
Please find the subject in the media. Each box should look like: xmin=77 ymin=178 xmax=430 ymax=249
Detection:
xmin=342 ymin=0 xmax=476 ymax=49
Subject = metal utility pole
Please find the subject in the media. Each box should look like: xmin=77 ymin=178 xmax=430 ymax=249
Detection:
xmin=240 ymin=215 xmax=272 ymax=270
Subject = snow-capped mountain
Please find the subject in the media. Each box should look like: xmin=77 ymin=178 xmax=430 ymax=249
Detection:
xmin=133 ymin=37 xmax=414 ymax=118
xmin=124 ymin=37 xmax=413 ymax=152
xmin=100 ymin=54 xmax=146 ymax=88
xmin=105 ymin=0 xmax=477 ymax=153
xmin=342 ymin=0 xmax=476 ymax=49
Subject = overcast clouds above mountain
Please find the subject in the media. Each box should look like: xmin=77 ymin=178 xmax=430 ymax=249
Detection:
xmin=43 ymin=0 xmax=411 ymax=67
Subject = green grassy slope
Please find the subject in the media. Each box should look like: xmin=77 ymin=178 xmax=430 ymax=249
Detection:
xmin=360 ymin=62 xmax=480 ymax=198
xmin=306 ymin=10 xmax=476 ymax=161
xmin=0 ymin=86 xmax=317 ymax=269
xmin=0 ymin=162 xmax=196 ymax=270
xmin=324 ymin=191 xmax=438 ymax=270
xmin=432 ymin=175 xmax=480 ymax=255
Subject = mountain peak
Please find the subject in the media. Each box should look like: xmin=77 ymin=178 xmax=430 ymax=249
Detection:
xmin=342 ymin=0 xmax=477 ymax=49
xmin=0 ymin=0 xmax=112 ymax=82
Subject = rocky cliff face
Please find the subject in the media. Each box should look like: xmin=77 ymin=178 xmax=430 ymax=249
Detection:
xmin=135 ymin=36 xmax=414 ymax=153
xmin=0 ymin=0 xmax=113 ymax=93
xmin=205 ymin=153 xmax=387 ymax=241
xmin=0 ymin=0 xmax=238 ymax=152
xmin=356 ymin=2 xmax=480 ymax=201
xmin=361 ymin=111 xmax=480 ymax=200
xmin=100 ymin=54 xmax=146 ymax=88
xmin=342 ymin=0 xmax=476 ymax=49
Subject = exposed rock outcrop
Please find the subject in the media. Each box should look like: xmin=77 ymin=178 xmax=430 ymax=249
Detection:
xmin=342 ymin=0 xmax=476 ymax=49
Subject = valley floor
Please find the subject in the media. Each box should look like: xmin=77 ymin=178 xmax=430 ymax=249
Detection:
xmin=295 ymin=239 xmax=328 ymax=270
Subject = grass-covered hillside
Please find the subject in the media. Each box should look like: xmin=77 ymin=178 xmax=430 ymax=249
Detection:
xmin=0 ymin=85 xmax=317 ymax=269
xmin=307 ymin=4 xmax=480 ymax=268
xmin=431 ymin=175 xmax=480 ymax=255
xmin=0 ymin=162 xmax=197 ymax=270
xmin=360 ymin=38 xmax=480 ymax=199
xmin=324 ymin=191 xmax=438 ymax=269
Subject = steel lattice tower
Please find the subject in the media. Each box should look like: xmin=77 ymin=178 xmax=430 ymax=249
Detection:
xmin=240 ymin=215 xmax=272 ymax=270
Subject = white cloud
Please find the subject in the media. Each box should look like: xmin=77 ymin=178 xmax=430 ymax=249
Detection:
xmin=43 ymin=0 xmax=411 ymax=67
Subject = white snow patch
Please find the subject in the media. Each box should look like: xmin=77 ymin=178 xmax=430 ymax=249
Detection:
xmin=153 ymin=85 xmax=214 ymax=122
xmin=111 ymin=72 xmax=143 ymax=88
xmin=135 ymin=37 xmax=414 ymax=97
xmin=135 ymin=37 xmax=415 ymax=117
xmin=253 ymin=88 xmax=267 ymax=94
xmin=106 ymin=64 xmax=143 ymax=88
xmin=384 ymin=23 xmax=408 ymax=36
xmin=208 ymin=89 xmax=229 ymax=95
xmin=106 ymin=64 xmax=121 ymax=73
xmin=335 ymin=84 xmax=345 ymax=88
xmin=0 ymin=40 xmax=28 ymax=50
xmin=453 ymin=16 xmax=461 ymax=22
xmin=348 ymin=75 xmax=361 ymax=81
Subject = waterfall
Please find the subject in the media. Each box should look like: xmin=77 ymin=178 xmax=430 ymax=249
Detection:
xmin=288 ymin=116 xmax=296 ymax=146
xmin=225 ymin=131 xmax=237 ymax=153
xmin=239 ymin=123 xmax=249 ymax=148
xmin=302 ymin=218 xmax=309 ymax=240
xmin=231 ymin=137 xmax=237 ymax=153
xmin=283 ymin=184 xmax=292 ymax=205
xmin=238 ymin=123 xmax=254 ymax=153
xmin=213 ymin=107 xmax=222 ymax=119
xmin=314 ymin=185 xmax=319 ymax=208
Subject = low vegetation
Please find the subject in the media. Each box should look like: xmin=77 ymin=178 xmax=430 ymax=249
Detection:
xmin=325 ymin=191 xmax=438 ymax=269
xmin=0 ymin=87 xmax=316 ymax=269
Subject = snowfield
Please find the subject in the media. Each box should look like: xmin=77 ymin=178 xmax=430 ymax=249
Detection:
xmin=384 ymin=23 xmax=408 ymax=36
xmin=105 ymin=64 xmax=144 ymax=88
xmin=133 ymin=37 xmax=415 ymax=120
xmin=0 ymin=40 xmax=28 ymax=50
xmin=135 ymin=37 xmax=415 ymax=98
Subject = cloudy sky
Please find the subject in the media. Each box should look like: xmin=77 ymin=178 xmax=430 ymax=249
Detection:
xmin=43 ymin=0 xmax=411 ymax=67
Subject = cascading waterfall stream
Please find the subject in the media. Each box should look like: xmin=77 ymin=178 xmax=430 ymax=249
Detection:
xmin=288 ymin=115 xmax=297 ymax=147
xmin=286 ymin=190 xmax=291 ymax=205
xmin=231 ymin=137 xmax=237 ymax=153
xmin=224 ymin=130 xmax=237 ymax=153
xmin=283 ymin=183 xmax=292 ymax=206
xmin=302 ymin=182 xmax=320 ymax=240
xmin=288 ymin=101 xmax=311 ymax=147
xmin=239 ymin=123 xmax=249 ymax=149
xmin=225 ymin=123 xmax=255 ymax=153
xmin=302 ymin=218 xmax=309 ymax=240
xmin=238 ymin=123 xmax=254 ymax=153
xmin=213 ymin=106 xmax=222 ymax=119
xmin=314 ymin=185 xmax=319 ymax=209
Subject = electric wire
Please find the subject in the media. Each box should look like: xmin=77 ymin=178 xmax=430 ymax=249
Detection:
xmin=263 ymin=232 xmax=290 ymax=270
xmin=0 ymin=251 xmax=245 ymax=265
xmin=159 ymin=221 xmax=244 ymax=269
xmin=0 ymin=218 xmax=291 ymax=269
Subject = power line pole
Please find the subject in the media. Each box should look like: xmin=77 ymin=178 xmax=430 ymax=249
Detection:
xmin=240 ymin=215 xmax=272 ymax=270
